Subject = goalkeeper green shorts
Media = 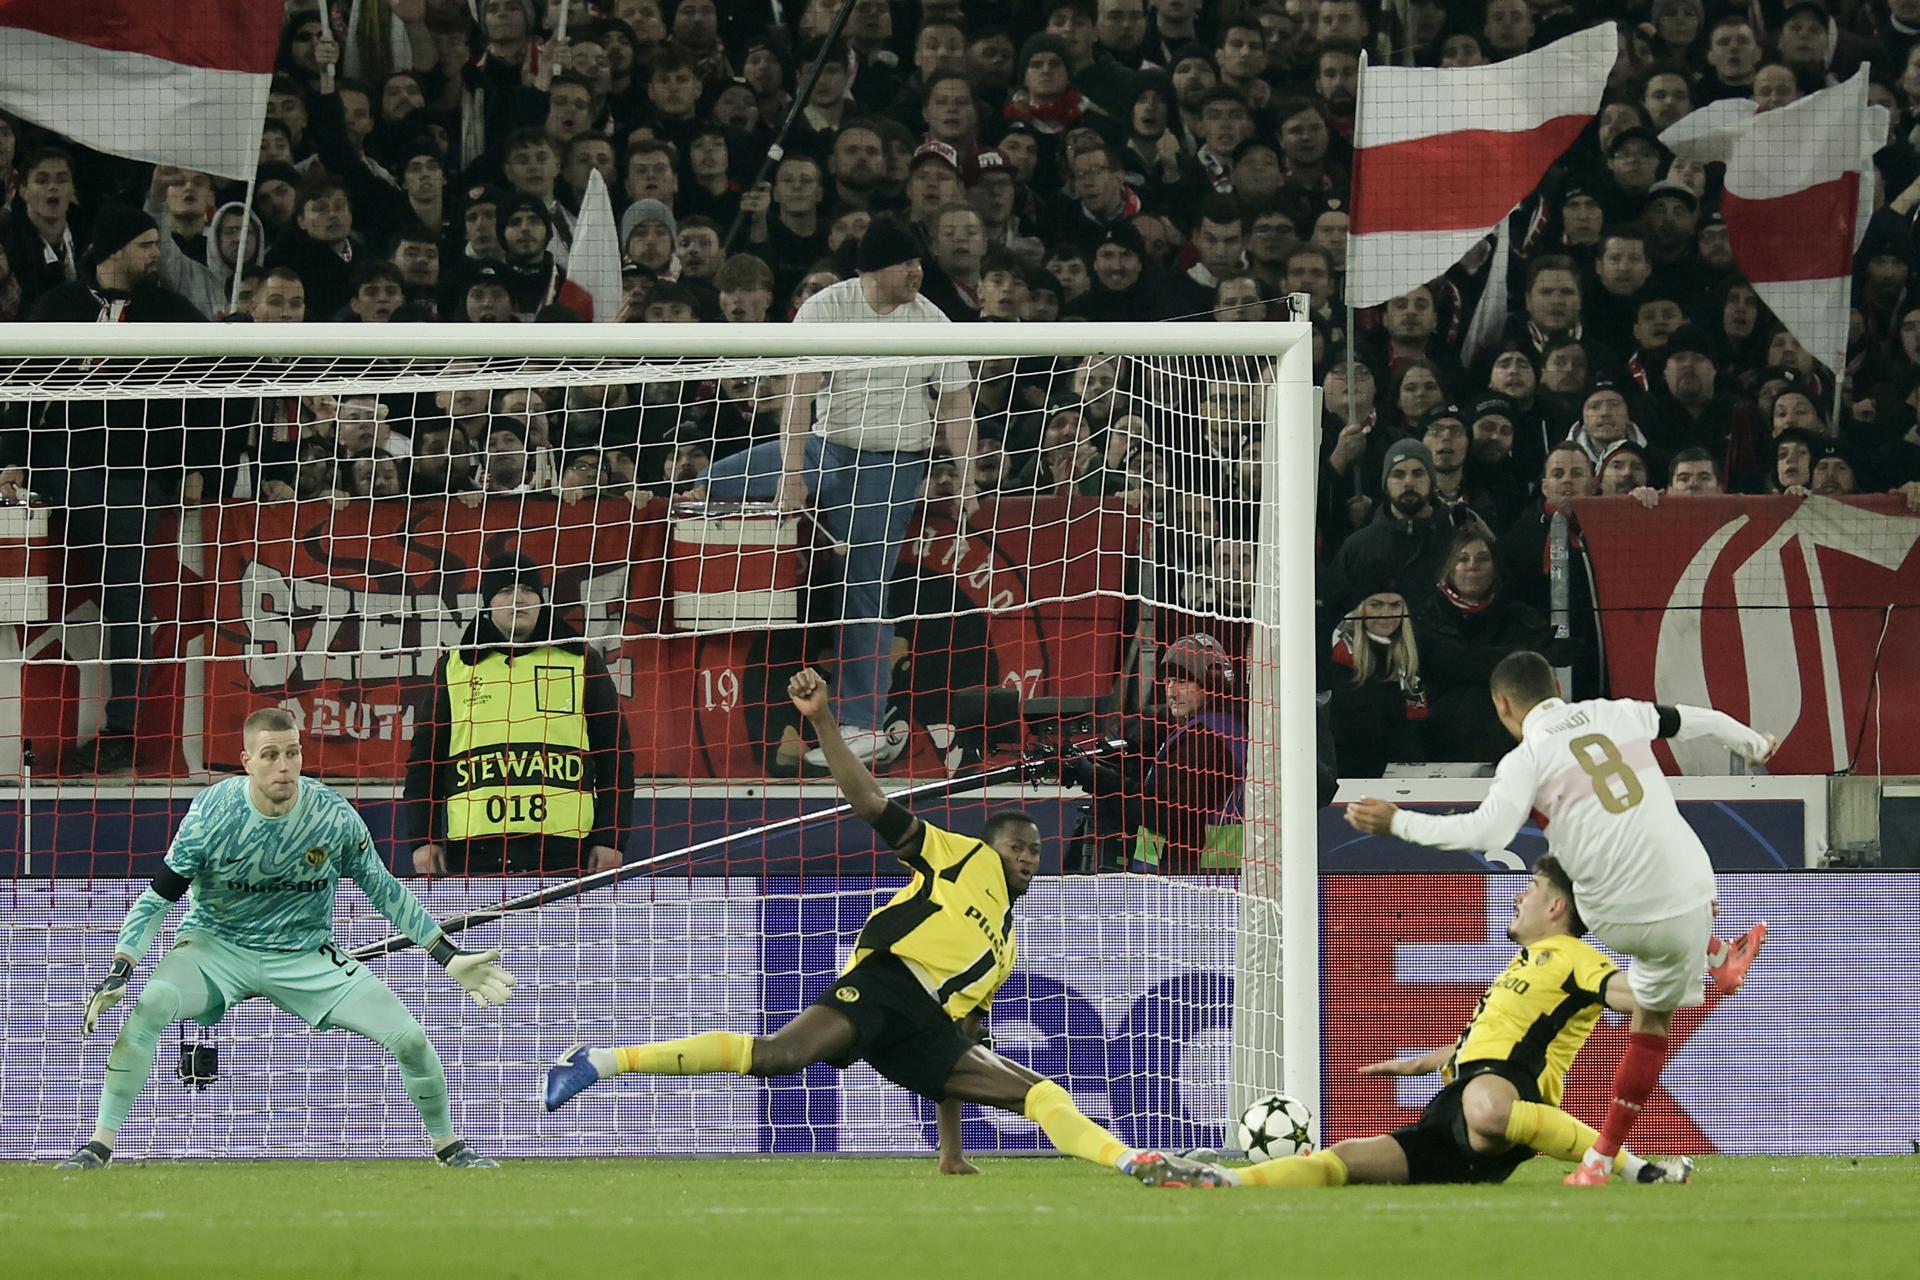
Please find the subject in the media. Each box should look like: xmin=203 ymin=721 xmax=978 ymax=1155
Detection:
xmin=159 ymin=931 xmax=382 ymax=1029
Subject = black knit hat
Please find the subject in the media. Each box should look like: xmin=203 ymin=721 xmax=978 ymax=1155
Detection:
xmin=1417 ymin=403 xmax=1468 ymax=435
xmin=256 ymin=161 xmax=304 ymax=191
xmin=855 ymin=214 xmax=924 ymax=272
xmin=1094 ymin=220 xmax=1147 ymax=260
xmin=1019 ymin=31 xmax=1071 ymax=72
xmin=84 ymin=204 xmax=157 ymax=265
xmin=479 ymin=552 xmax=545 ymax=605
xmin=1471 ymin=393 xmax=1519 ymax=425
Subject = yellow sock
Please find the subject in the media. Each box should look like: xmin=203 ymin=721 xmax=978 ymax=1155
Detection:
xmin=1022 ymin=1080 xmax=1129 ymax=1168
xmin=1236 ymin=1148 xmax=1350 ymax=1188
xmin=612 ymin=1031 xmax=754 ymax=1076
xmin=1504 ymin=1101 xmax=1642 ymax=1175
xmin=1503 ymin=1100 xmax=1598 ymax=1163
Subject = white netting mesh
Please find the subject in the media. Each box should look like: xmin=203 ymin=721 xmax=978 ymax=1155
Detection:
xmin=7 ymin=333 xmax=1313 ymax=1158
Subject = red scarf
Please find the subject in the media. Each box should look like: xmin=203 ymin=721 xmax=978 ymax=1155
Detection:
xmin=1439 ymin=580 xmax=1497 ymax=615
xmin=1004 ymin=88 xmax=1085 ymax=133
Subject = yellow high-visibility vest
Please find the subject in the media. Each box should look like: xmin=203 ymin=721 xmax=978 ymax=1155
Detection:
xmin=442 ymin=647 xmax=593 ymax=840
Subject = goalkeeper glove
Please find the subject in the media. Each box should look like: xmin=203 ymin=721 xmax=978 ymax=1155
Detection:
xmin=83 ymin=957 xmax=134 ymax=1035
xmin=430 ymin=938 xmax=516 ymax=1007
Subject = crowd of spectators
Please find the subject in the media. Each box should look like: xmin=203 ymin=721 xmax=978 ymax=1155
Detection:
xmin=4 ymin=0 xmax=1920 ymax=777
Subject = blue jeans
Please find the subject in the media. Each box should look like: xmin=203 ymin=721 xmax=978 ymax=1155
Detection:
xmin=699 ymin=435 xmax=928 ymax=733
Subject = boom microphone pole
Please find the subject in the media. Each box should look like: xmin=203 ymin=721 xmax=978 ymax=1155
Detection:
xmin=350 ymin=760 xmax=1034 ymax=961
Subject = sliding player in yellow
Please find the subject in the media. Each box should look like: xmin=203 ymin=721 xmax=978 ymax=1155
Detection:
xmin=545 ymin=667 xmax=1140 ymax=1175
xmin=1130 ymin=856 xmax=1693 ymax=1189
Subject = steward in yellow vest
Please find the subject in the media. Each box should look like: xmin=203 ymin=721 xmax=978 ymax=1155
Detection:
xmin=405 ymin=553 xmax=631 ymax=874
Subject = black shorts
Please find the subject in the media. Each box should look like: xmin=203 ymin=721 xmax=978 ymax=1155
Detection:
xmin=811 ymin=954 xmax=978 ymax=1102
xmin=1389 ymin=1060 xmax=1541 ymax=1185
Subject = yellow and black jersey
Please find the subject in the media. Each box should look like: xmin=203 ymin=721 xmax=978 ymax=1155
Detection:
xmin=843 ymin=818 xmax=1015 ymax=1020
xmin=1445 ymin=934 xmax=1618 ymax=1106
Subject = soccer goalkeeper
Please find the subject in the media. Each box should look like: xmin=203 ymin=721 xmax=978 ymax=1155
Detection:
xmin=544 ymin=668 xmax=1143 ymax=1175
xmin=60 ymin=709 xmax=516 ymax=1170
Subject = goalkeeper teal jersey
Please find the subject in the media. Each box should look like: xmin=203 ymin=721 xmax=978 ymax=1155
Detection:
xmin=135 ymin=776 xmax=440 ymax=955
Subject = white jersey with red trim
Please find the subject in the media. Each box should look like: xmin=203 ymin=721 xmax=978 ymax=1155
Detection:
xmin=1390 ymin=697 xmax=1770 ymax=925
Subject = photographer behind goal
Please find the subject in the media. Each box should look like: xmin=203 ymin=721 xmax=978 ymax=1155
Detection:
xmin=1052 ymin=634 xmax=1251 ymax=874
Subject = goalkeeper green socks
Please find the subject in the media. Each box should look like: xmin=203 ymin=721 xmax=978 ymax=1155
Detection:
xmin=1022 ymin=1080 xmax=1132 ymax=1169
xmin=612 ymin=1031 xmax=755 ymax=1076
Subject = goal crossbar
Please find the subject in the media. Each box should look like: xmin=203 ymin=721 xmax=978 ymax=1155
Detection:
xmin=0 ymin=320 xmax=1309 ymax=360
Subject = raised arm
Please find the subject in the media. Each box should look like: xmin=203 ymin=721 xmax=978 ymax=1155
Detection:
xmin=787 ymin=667 xmax=895 ymax=827
xmin=1655 ymin=703 xmax=1775 ymax=764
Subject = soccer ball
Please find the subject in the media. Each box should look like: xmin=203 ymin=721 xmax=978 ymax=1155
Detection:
xmin=1235 ymin=1093 xmax=1313 ymax=1160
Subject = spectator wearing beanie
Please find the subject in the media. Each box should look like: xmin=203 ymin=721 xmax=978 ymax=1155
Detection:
xmin=496 ymin=191 xmax=588 ymax=318
xmin=1328 ymin=438 xmax=1458 ymax=618
xmin=1596 ymin=438 xmax=1652 ymax=495
xmin=1464 ymin=394 xmax=1533 ymax=534
xmin=1567 ymin=379 xmax=1656 ymax=474
xmin=1648 ymin=324 xmax=1748 ymax=471
xmin=1078 ymin=220 xmax=1176 ymax=321
xmin=1806 ymin=437 xmax=1866 ymax=497
xmin=1478 ymin=341 xmax=1556 ymax=481
xmin=1004 ymin=32 xmax=1085 ymax=135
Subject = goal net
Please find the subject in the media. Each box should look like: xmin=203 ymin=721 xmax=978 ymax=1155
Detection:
xmin=3 ymin=320 xmax=1319 ymax=1159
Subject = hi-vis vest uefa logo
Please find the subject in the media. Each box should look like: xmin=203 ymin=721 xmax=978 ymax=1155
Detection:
xmin=444 ymin=648 xmax=593 ymax=840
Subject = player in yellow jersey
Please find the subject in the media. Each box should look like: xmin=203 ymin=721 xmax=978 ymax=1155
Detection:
xmin=544 ymin=668 xmax=1142 ymax=1175
xmin=1129 ymin=856 xmax=1693 ymax=1189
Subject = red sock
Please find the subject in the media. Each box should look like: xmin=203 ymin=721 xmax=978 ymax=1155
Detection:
xmin=1593 ymin=1031 xmax=1669 ymax=1158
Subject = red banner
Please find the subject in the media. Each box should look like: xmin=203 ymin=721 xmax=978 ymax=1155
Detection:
xmin=1580 ymin=495 xmax=1920 ymax=774
xmin=203 ymin=496 xmax=1138 ymax=778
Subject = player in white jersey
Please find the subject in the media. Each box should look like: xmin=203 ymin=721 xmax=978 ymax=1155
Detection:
xmin=1344 ymin=651 xmax=1771 ymax=1186
xmin=60 ymin=708 xmax=516 ymax=1170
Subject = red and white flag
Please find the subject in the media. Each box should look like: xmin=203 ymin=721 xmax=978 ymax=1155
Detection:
xmin=564 ymin=169 xmax=623 ymax=322
xmin=0 ymin=0 xmax=280 ymax=182
xmin=1346 ymin=24 xmax=1616 ymax=308
xmin=1666 ymin=71 xmax=1875 ymax=376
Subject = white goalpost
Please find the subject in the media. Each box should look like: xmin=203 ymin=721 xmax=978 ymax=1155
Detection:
xmin=2 ymin=318 xmax=1320 ymax=1159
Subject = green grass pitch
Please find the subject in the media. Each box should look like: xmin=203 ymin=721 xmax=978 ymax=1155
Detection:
xmin=4 ymin=1156 xmax=1914 ymax=1280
